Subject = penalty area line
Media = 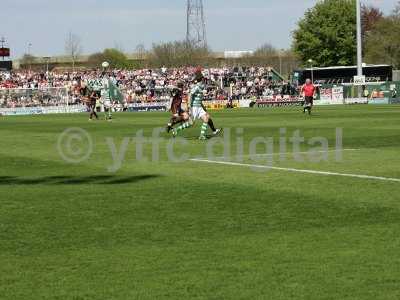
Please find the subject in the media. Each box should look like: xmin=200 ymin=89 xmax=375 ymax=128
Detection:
xmin=189 ymin=158 xmax=400 ymax=183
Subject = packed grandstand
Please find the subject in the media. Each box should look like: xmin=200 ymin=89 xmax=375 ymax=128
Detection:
xmin=0 ymin=67 xmax=297 ymax=110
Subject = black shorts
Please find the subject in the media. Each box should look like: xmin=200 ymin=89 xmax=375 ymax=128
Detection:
xmin=171 ymin=105 xmax=184 ymax=116
xmin=305 ymin=96 xmax=314 ymax=106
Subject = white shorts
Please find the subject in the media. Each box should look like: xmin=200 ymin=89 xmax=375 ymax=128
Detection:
xmin=191 ymin=106 xmax=207 ymax=120
xmin=103 ymin=100 xmax=112 ymax=108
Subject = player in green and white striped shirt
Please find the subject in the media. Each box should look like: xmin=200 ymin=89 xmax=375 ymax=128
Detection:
xmin=173 ymin=72 xmax=220 ymax=140
xmin=101 ymin=75 xmax=113 ymax=121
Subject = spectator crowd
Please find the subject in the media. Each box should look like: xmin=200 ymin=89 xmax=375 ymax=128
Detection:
xmin=0 ymin=67 xmax=298 ymax=109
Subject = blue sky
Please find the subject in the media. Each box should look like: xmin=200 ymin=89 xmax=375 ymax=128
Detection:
xmin=0 ymin=0 xmax=397 ymax=58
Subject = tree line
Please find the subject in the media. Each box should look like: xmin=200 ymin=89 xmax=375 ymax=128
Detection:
xmin=86 ymin=42 xmax=298 ymax=76
xmin=20 ymin=38 xmax=299 ymax=77
xmin=293 ymin=0 xmax=400 ymax=68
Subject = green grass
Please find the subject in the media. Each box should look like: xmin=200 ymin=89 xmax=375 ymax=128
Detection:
xmin=1 ymin=105 xmax=400 ymax=299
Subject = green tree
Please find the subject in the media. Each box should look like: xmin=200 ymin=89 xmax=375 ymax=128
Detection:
xmin=88 ymin=48 xmax=132 ymax=69
xmin=88 ymin=49 xmax=130 ymax=69
xmin=102 ymin=48 xmax=130 ymax=69
xmin=293 ymin=0 xmax=356 ymax=67
xmin=87 ymin=52 xmax=106 ymax=68
xmin=364 ymin=16 xmax=400 ymax=68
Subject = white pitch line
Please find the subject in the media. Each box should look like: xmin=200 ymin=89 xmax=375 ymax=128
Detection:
xmin=213 ymin=148 xmax=360 ymax=160
xmin=189 ymin=158 xmax=400 ymax=183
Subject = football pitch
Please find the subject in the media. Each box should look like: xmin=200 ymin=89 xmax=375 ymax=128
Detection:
xmin=1 ymin=105 xmax=400 ymax=299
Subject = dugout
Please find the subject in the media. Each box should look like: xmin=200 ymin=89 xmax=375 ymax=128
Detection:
xmin=292 ymin=65 xmax=393 ymax=85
